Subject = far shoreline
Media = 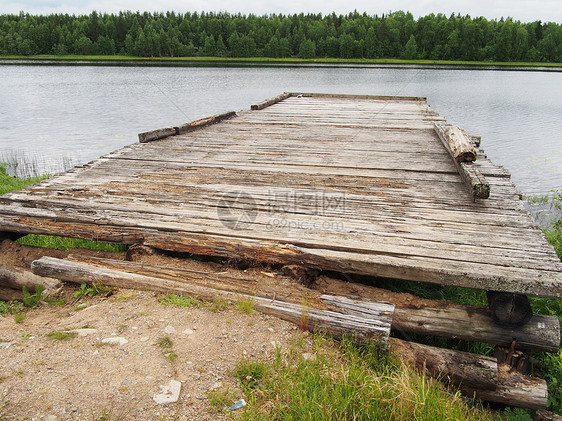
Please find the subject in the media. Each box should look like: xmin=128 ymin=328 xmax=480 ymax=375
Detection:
xmin=1 ymin=55 xmax=562 ymax=71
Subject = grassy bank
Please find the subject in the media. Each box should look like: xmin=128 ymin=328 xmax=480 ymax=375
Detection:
xmin=1 ymin=55 xmax=562 ymax=69
xmin=232 ymin=335 xmax=497 ymax=420
xmin=0 ymin=164 xmax=127 ymax=252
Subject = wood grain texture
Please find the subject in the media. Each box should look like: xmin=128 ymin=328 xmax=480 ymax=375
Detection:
xmin=444 ymin=126 xmax=477 ymax=162
xmin=31 ymin=256 xmax=394 ymax=347
xmin=1 ymin=93 xmax=560 ymax=298
xmin=251 ymin=92 xmax=291 ymax=110
xmin=434 ymin=122 xmax=490 ymax=199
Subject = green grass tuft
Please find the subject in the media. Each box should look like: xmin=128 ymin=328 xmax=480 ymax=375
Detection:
xmin=158 ymin=293 xmax=202 ymax=308
xmin=236 ymin=296 xmax=255 ymax=314
xmin=207 ymin=386 xmax=238 ymax=413
xmin=22 ymin=285 xmax=43 ymax=308
xmin=16 ymin=234 xmax=128 ymax=252
xmin=47 ymin=330 xmax=77 ymax=341
xmin=13 ymin=313 xmax=26 ymax=323
xmin=73 ymin=282 xmax=112 ymax=299
xmin=0 ymin=163 xmax=47 ymax=195
xmin=208 ymin=297 xmax=230 ymax=312
xmin=156 ymin=336 xmax=173 ymax=350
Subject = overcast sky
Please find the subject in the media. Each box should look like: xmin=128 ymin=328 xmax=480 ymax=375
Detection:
xmin=2 ymin=0 xmax=561 ymax=23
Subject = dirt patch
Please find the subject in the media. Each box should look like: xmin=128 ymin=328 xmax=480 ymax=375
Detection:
xmin=0 ymin=290 xmax=301 ymax=420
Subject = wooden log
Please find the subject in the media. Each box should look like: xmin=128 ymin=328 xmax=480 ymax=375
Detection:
xmin=388 ymin=337 xmax=498 ymax=390
xmin=285 ymin=92 xmax=427 ymax=102
xmin=495 ymin=343 xmax=530 ymax=374
xmin=463 ymin=363 xmax=548 ymax=410
xmin=389 ymin=338 xmax=548 ymax=410
xmin=461 ymin=162 xmax=491 ymax=199
xmin=138 ymin=111 xmax=237 ymax=142
xmin=30 ymin=256 xmax=394 ymax=347
xmin=0 ymin=265 xmax=62 ymax=292
xmin=28 ymin=255 xmax=551 ymax=409
xmin=138 ymin=127 xmax=176 ymax=143
xmin=487 ymin=291 xmax=533 ymax=327
xmin=393 ymin=305 xmax=560 ymax=353
xmin=0 ymin=286 xmax=23 ymax=301
xmin=444 ymin=126 xmax=478 ymax=162
xmin=29 ymin=255 xmax=562 ymax=353
xmin=251 ymin=93 xmax=291 ymax=110
xmin=434 ymin=122 xmax=490 ymax=199
xmin=175 ymin=111 xmax=236 ymax=134
xmin=2 ymin=212 xmax=559 ymax=299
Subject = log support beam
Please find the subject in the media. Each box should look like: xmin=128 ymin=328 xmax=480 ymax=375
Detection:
xmin=487 ymin=291 xmax=533 ymax=328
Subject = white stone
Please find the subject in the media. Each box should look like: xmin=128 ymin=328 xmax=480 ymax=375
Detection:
xmin=270 ymin=341 xmax=282 ymax=349
xmin=101 ymin=337 xmax=128 ymax=346
xmin=164 ymin=325 xmax=177 ymax=335
xmin=70 ymin=328 xmax=98 ymax=337
xmin=209 ymin=381 xmax=222 ymax=391
xmin=182 ymin=328 xmax=194 ymax=335
xmin=153 ymin=380 xmax=181 ymax=404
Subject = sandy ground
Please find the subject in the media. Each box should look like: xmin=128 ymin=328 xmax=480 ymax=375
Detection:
xmin=0 ymin=288 xmax=302 ymax=420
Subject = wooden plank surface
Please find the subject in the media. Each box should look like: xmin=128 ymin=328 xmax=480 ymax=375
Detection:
xmin=1 ymin=94 xmax=561 ymax=298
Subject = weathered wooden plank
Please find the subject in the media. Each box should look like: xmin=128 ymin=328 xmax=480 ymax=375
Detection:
xmin=137 ymin=126 xmax=176 ymax=143
xmin=435 ymin=122 xmax=490 ymax=199
xmin=138 ymin=111 xmax=237 ymax=142
xmin=251 ymin=92 xmax=291 ymax=110
xmin=2 ymin=189 xmax=554 ymax=256
xmin=1 ymin=194 xmax=559 ymax=273
xmin=285 ymin=92 xmax=427 ymax=102
xmin=434 ymin=124 xmax=477 ymax=162
xmin=175 ymin=111 xmax=237 ymax=134
xmin=2 ymin=209 xmax=560 ymax=298
xmin=31 ymin=256 xmax=394 ymax=346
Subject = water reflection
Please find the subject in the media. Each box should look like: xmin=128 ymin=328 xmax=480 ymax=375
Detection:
xmin=0 ymin=64 xmax=560 ymax=195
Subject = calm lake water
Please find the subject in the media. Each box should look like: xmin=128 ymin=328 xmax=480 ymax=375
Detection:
xmin=0 ymin=63 xmax=561 ymax=196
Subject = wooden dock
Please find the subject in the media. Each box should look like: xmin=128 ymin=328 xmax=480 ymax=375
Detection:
xmin=1 ymin=93 xmax=560 ymax=298
xmin=1 ymin=92 xmax=561 ymax=410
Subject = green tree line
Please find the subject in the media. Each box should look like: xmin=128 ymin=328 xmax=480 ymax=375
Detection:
xmin=1 ymin=10 xmax=561 ymax=62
